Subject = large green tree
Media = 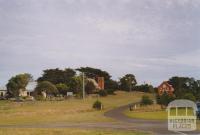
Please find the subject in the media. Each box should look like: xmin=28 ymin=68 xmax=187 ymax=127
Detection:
xmin=76 ymin=67 xmax=117 ymax=89
xmin=168 ymin=76 xmax=200 ymax=100
xmin=56 ymin=83 xmax=69 ymax=96
xmin=37 ymin=68 xmax=76 ymax=85
xmin=6 ymin=73 xmax=33 ymax=97
xmin=119 ymin=74 xmax=137 ymax=91
xmin=34 ymin=81 xmax=58 ymax=96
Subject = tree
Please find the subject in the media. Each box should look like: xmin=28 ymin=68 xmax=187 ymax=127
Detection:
xmin=85 ymin=81 xmax=96 ymax=94
xmin=6 ymin=73 xmax=33 ymax=97
xmin=156 ymin=92 xmax=175 ymax=107
xmin=76 ymin=67 xmax=113 ymax=89
xmin=134 ymin=84 xmax=154 ymax=93
xmin=34 ymin=81 xmax=58 ymax=96
xmin=105 ymin=79 xmax=119 ymax=90
xmin=76 ymin=67 xmax=111 ymax=80
xmin=56 ymin=83 xmax=69 ymax=96
xmin=168 ymin=76 xmax=200 ymax=99
xmin=183 ymin=93 xmax=196 ymax=101
xmin=37 ymin=68 xmax=76 ymax=85
xmin=68 ymin=76 xmax=82 ymax=94
xmin=141 ymin=95 xmax=153 ymax=106
xmin=119 ymin=74 xmax=137 ymax=91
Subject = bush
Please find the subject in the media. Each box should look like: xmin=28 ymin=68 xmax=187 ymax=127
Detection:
xmin=156 ymin=92 xmax=175 ymax=107
xmin=141 ymin=95 xmax=153 ymax=106
xmin=183 ymin=93 xmax=196 ymax=101
xmin=35 ymin=95 xmax=45 ymax=101
xmin=98 ymin=90 xmax=107 ymax=97
xmin=105 ymin=89 xmax=115 ymax=95
xmin=93 ymin=100 xmax=102 ymax=110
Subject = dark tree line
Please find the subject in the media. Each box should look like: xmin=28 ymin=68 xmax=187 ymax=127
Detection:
xmin=168 ymin=76 xmax=200 ymax=101
xmin=156 ymin=76 xmax=200 ymax=107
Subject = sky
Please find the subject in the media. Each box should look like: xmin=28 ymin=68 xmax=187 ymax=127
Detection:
xmin=0 ymin=0 xmax=200 ymax=87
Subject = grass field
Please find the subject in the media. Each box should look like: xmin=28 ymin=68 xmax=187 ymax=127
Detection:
xmin=124 ymin=105 xmax=200 ymax=130
xmin=124 ymin=105 xmax=195 ymax=120
xmin=0 ymin=91 xmax=149 ymax=125
xmin=0 ymin=128 xmax=150 ymax=135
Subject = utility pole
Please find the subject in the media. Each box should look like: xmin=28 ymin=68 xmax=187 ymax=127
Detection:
xmin=82 ymin=72 xmax=85 ymax=100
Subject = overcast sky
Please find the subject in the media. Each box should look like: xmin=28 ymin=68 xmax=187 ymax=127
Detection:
xmin=0 ymin=0 xmax=200 ymax=87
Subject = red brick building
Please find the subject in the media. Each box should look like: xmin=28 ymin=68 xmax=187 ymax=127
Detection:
xmin=97 ymin=77 xmax=104 ymax=90
xmin=158 ymin=81 xmax=174 ymax=96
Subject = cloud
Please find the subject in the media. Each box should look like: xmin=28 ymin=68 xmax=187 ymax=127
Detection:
xmin=0 ymin=0 xmax=200 ymax=86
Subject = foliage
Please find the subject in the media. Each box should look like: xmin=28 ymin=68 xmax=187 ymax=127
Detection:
xmin=56 ymin=83 xmax=69 ymax=96
xmin=119 ymin=74 xmax=137 ymax=91
xmin=85 ymin=81 xmax=96 ymax=94
xmin=156 ymin=92 xmax=175 ymax=107
xmin=98 ymin=90 xmax=107 ymax=97
xmin=183 ymin=93 xmax=196 ymax=101
xmin=105 ymin=89 xmax=115 ymax=95
xmin=76 ymin=67 xmax=111 ymax=80
xmin=92 ymin=100 xmax=102 ymax=110
xmin=68 ymin=76 xmax=82 ymax=94
xmin=34 ymin=81 xmax=58 ymax=96
xmin=105 ymin=79 xmax=119 ymax=90
xmin=76 ymin=67 xmax=113 ymax=89
xmin=168 ymin=76 xmax=200 ymax=101
xmin=134 ymin=84 xmax=154 ymax=93
xmin=37 ymin=68 xmax=76 ymax=85
xmin=140 ymin=95 xmax=153 ymax=106
xmin=6 ymin=73 xmax=33 ymax=97
xmin=34 ymin=95 xmax=45 ymax=101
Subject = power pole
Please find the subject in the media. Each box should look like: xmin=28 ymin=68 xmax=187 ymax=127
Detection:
xmin=82 ymin=72 xmax=85 ymax=100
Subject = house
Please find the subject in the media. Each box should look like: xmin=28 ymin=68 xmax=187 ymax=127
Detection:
xmin=0 ymin=86 xmax=7 ymax=97
xmin=158 ymin=81 xmax=174 ymax=96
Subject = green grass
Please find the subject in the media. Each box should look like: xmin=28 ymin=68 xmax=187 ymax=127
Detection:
xmin=0 ymin=128 xmax=150 ymax=135
xmin=124 ymin=107 xmax=195 ymax=120
xmin=0 ymin=91 xmax=150 ymax=125
xmin=125 ymin=110 xmax=167 ymax=120
xmin=124 ymin=106 xmax=200 ymax=130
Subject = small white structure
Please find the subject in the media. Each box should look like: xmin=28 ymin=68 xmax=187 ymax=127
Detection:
xmin=19 ymin=89 xmax=28 ymax=97
xmin=67 ymin=92 xmax=73 ymax=96
xmin=166 ymin=99 xmax=197 ymax=131
xmin=0 ymin=90 xmax=6 ymax=97
xmin=41 ymin=91 xmax=47 ymax=98
xmin=0 ymin=86 xmax=7 ymax=97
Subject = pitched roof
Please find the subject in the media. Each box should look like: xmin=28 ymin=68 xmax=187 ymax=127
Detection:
xmin=158 ymin=81 xmax=174 ymax=91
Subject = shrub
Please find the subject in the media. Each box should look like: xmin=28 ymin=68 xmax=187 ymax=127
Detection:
xmin=156 ymin=92 xmax=175 ymax=107
xmin=141 ymin=95 xmax=153 ymax=106
xmin=105 ymin=89 xmax=115 ymax=95
xmin=183 ymin=93 xmax=196 ymax=101
xmin=93 ymin=100 xmax=102 ymax=110
xmin=98 ymin=90 xmax=107 ymax=97
xmin=34 ymin=95 xmax=45 ymax=101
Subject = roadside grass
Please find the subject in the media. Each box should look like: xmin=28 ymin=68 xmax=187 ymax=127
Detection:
xmin=0 ymin=128 xmax=151 ymax=135
xmin=0 ymin=91 xmax=150 ymax=125
xmin=124 ymin=105 xmax=200 ymax=130
xmin=124 ymin=105 xmax=195 ymax=120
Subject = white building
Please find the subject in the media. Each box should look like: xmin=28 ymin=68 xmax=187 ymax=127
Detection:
xmin=0 ymin=86 xmax=7 ymax=97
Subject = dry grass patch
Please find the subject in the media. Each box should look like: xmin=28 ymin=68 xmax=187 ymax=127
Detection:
xmin=0 ymin=128 xmax=150 ymax=135
xmin=0 ymin=91 xmax=149 ymax=125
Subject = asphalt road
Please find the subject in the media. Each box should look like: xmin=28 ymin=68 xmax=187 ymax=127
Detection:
xmin=104 ymin=103 xmax=200 ymax=135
